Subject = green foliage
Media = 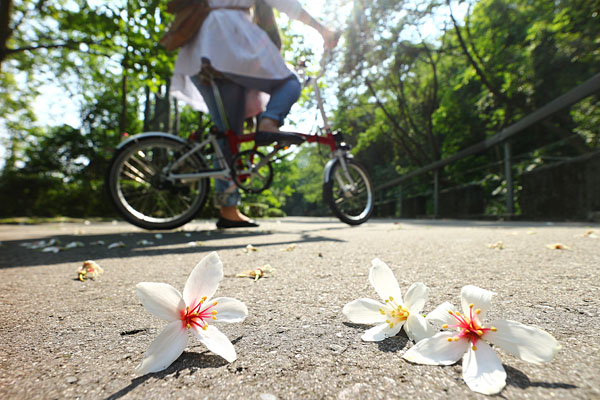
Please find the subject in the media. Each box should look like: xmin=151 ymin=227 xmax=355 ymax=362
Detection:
xmin=1 ymin=0 xmax=598 ymax=220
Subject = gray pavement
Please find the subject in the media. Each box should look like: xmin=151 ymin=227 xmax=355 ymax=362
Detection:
xmin=0 ymin=217 xmax=598 ymax=399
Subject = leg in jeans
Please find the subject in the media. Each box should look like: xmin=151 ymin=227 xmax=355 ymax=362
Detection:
xmin=191 ymin=75 xmax=246 ymax=211
xmin=223 ymin=72 xmax=302 ymax=129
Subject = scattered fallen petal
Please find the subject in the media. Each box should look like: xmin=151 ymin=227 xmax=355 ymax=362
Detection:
xmin=90 ymin=240 xmax=105 ymax=246
xmin=546 ymin=243 xmax=570 ymax=250
xmin=108 ymin=241 xmax=126 ymax=249
xmin=243 ymin=244 xmax=258 ymax=253
xmin=42 ymin=246 xmax=62 ymax=253
xmin=184 ymin=233 xmax=192 ymax=238
xmin=527 ymin=230 xmax=537 ymax=235
xmin=582 ymin=230 xmax=598 ymax=239
xmin=281 ymin=244 xmax=297 ymax=252
xmin=236 ymin=264 xmax=274 ymax=281
xmin=486 ymin=241 xmax=504 ymax=250
xmin=137 ymin=240 xmax=155 ymax=246
xmin=154 ymin=234 xmax=163 ymax=239
xmin=187 ymin=241 xmax=204 ymax=247
xmin=84 ymin=220 xmax=91 ymax=225
xmin=21 ymin=238 xmax=59 ymax=249
xmin=64 ymin=241 xmax=84 ymax=249
xmin=78 ymin=260 xmax=104 ymax=281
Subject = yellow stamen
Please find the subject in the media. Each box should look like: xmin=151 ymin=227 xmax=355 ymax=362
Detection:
xmin=389 ymin=323 xmax=394 ymax=328
xmin=472 ymin=345 xmax=478 ymax=351
xmin=202 ymin=325 xmax=207 ymax=330
xmin=475 ymin=309 xmax=481 ymax=314
xmin=469 ymin=303 xmax=474 ymax=308
xmin=442 ymin=324 xmax=449 ymax=329
xmin=212 ymin=316 xmax=217 ymax=320
xmin=491 ymin=327 xmax=497 ymax=332
xmin=447 ymin=338 xmax=453 ymax=342
xmin=186 ymin=323 xmax=191 ymax=329
xmin=389 ymin=296 xmax=394 ymax=301
xmin=213 ymin=301 xmax=218 ymax=306
xmin=448 ymin=310 xmax=454 ymax=315
xmin=477 ymin=330 xmax=483 ymax=336
xmin=455 ymin=311 xmax=461 ymax=316
xmin=212 ymin=310 xmax=218 ymax=315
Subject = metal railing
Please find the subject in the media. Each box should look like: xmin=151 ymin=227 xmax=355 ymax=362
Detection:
xmin=374 ymin=72 xmax=600 ymax=217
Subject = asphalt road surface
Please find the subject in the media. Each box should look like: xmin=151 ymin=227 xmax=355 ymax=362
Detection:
xmin=0 ymin=217 xmax=598 ymax=399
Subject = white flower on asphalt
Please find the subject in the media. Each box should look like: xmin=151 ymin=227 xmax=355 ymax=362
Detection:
xmin=342 ymin=259 xmax=437 ymax=342
xmin=402 ymin=285 xmax=561 ymax=395
xmin=135 ymin=252 xmax=248 ymax=375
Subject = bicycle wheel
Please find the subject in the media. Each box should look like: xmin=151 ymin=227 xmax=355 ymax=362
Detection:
xmin=323 ymin=158 xmax=374 ymax=225
xmin=230 ymin=149 xmax=274 ymax=193
xmin=107 ymin=135 xmax=210 ymax=230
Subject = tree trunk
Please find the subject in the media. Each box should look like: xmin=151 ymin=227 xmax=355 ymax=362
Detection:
xmin=0 ymin=0 xmax=13 ymax=69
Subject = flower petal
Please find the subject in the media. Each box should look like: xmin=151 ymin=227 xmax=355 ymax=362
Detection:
xmin=404 ymin=282 xmax=429 ymax=314
xmin=191 ymin=324 xmax=237 ymax=362
xmin=136 ymin=320 xmax=188 ymax=375
xmin=425 ymin=302 xmax=456 ymax=326
xmin=462 ymin=341 xmax=507 ymax=395
xmin=402 ymin=331 xmax=468 ymax=365
xmin=369 ymin=258 xmax=403 ymax=304
xmin=404 ymin=314 xmax=436 ymax=342
xmin=136 ymin=282 xmax=185 ymax=321
xmin=342 ymin=298 xmax=388 ymax=324
xmin=212 ymin=297 xmax=248 ymax=323
xmin=183 ymin=252 xmax=224 ymax=307
xmin=461 ymin=285 xmax=495 ymax=321
xmin=483 ymin=319 xmax=561 ymax=363
xmin=361 ymin=321 xmax=403 ymax=342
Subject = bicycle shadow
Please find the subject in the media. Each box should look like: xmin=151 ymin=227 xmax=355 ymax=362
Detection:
xmin=0 ymin=223 xmax=346 ymax=269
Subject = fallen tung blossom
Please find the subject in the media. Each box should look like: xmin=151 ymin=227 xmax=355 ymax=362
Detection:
xmin=42 ymin=246 xmax=61 ymax=253
xmin=486 ymin=241 xmax=504 ymax=250
xmin=187 ymin=241 xmax=204 ymax=247
xmin=108 ymin=241 xmax=126 ymax=249
xmin=135 ymin=252 xmax=248 ymax=375
xmin=90 ymin=240 xmax=105 ymax=246
xmin=342 ymin=258 xmax=442 ymax=342
xmin=545 ymin=243 xmax=570 ymax=250
xmin=281 ymin=244 xmax=297 ymax=252
xmin=235 ymin=264 xmax=274 ymax=281
xmin=582 ymin=230 xmax=598 ymax=239
xmin=78 ymin=260 xmax=104 ymax=281
xmin=21 ymin=239 xmax=59 ymax=249
xmin=402 ymin=285 xmax=560 ymax=395
xmin=64 ymin=241 xmax=84 ymax=249
xmin=243 ymin=244 xmax=258 ymax=253
xmin=137 ymin=240 xmax=155 ymax=246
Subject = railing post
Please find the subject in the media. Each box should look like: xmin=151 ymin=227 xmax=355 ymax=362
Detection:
xmin=504 ymin=141 xmax=514 ymax=215
xmin=433 ymin=169 xmax=439 ymax=218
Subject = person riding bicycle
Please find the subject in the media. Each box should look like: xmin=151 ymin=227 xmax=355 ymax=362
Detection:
xmin=170 ymin=0 xmax=338 ymax=229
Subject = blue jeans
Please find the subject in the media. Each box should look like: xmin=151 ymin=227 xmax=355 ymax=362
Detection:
xmin=191 ymin=72 xmax=301 ymax=208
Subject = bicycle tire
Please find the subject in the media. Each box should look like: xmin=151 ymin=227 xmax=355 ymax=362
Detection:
xmin=323 ymin=158 xmax=374 ymax=225
xmin=107 ymin=134 xmax=210 ymax=230
xmin=230 ymin=149 xmax=274 ymax=193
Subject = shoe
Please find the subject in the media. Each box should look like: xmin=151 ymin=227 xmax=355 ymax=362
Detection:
xmin=216 ymin=217 xmax=259 ymax=229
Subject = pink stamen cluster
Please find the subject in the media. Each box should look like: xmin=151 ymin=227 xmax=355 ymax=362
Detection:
xmin=180 ymin=296 xmax=218 ymax=331
xmin=443 ymin=304 xmax=497 ymax=350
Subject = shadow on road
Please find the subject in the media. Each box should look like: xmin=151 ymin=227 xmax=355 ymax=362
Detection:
xmin=504 ymin=364 xmax=578 ymax=390
xmin=0 ymin=225 xmax=345 ymax=269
